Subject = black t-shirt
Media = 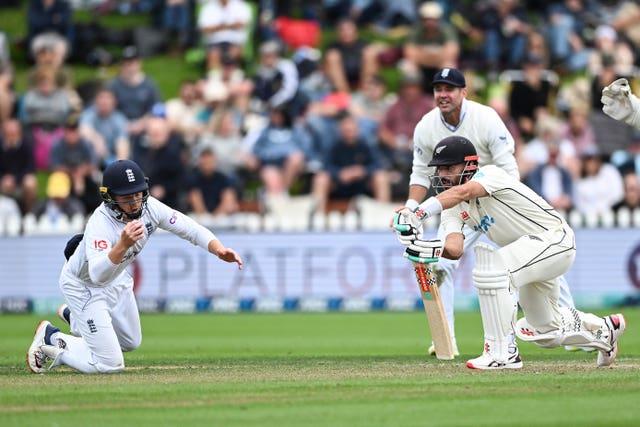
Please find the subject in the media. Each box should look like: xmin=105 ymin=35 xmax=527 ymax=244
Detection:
xmin=186 ymin=169 xmax=233 ymax=212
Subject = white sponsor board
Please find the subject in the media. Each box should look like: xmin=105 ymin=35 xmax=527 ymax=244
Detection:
xmin=1 ymin=230 xmax=639 ymax=308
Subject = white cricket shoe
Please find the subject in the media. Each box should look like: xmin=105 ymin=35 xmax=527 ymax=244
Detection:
xmin=466 ymin=345 xmax=523 ymax=370
xmin=26 ymin=321 xmax=58 ymax=373
xmin=597 ymin=313 xmax=626 ymax=367
xmin=428 ymin=340 xmax=460 ymax=357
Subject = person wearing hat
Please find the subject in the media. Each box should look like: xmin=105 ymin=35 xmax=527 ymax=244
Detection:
xmin=30 ymin=170 xmax=85 ymax=222
xmin=26 ymin=159 xmax=243 ymax=374
xmin=391 ymin=67 xmax=577 ymax=358
xmin=108 ymin=46 xmax=162 ymax=137
xmin=393 ymin=135 xmax=626 ymax=369
xmin=403 ymin=1 xmax=460 ymax=92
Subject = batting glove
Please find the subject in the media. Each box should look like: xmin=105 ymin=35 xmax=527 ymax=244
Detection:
xmin=392 ymin=207 xmax=423 ymax=246
xmin=404 ymin=238 xmax=443 ymax=264
xmin=601 ymin=78 xmax=640 ymax=128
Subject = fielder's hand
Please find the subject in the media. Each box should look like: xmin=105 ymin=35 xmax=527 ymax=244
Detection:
xmin=404 ymin=238 xmax=443 ymax=264
xmin=392 ymin=207 xmax=423 ymax=246
xmin=601 ymin=78 xmax=640 ymax=128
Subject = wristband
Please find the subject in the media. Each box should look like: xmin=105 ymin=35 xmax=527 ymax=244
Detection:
xmin=414 ymin=197 xmax=443 ymax=220
xmin=404 ymin=199 xmax=420 ymax=211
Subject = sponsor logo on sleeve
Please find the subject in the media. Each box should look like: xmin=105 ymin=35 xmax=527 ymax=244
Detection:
xmin=169 ymin=212 xmax=178 ymax=224
xmin=93 ymin=239 xmax=108 ymax=250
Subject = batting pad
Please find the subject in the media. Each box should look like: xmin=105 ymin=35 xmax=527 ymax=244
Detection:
xmin=473 ymin=243 xmax=516 ymax=363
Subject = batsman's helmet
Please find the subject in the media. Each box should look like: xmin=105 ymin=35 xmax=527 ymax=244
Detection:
xmin=100 ymin=160 xmax=149 ymax=220
xmin=428 ymin=136 xmax=479 ymax=193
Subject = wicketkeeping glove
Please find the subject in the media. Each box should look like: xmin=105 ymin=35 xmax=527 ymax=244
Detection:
xmin=392 ymin=207 xmax=423 ymax=246
xmin=601 ymin=78 xmax=640 ymax=128
xmin=404 ymin=238 xmax=443 ymax=264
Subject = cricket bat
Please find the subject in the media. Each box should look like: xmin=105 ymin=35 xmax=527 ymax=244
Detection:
xmin=413 ymin=263 xmax=455 ymax=360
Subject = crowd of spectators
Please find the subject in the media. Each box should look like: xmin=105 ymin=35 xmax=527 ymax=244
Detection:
xmin=2 ymin=0 xmax=640 ymax=231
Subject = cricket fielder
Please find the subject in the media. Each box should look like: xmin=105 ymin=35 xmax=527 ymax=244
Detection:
xmin=601 ymin=78 xmax=640 ymax=129
xmin=396 ymin=135 xmax=625 ymax=369
xmin=394 ymin=67 xmax=576 ymax=356
xmin=27 ymin=160 xmax=243 ymax=374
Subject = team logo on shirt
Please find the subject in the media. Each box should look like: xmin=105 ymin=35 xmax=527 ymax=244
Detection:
xmin=461 ymin=211 xmax=470 ymax=221
xmin=473 ymin=215 xmax=495 ymax=232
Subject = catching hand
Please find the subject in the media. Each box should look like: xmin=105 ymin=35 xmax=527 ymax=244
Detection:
xmin=216 ymin=247 xmax=243 ymax=270
xmin=392 ymin=207 xmax=423 ymax=246
xmin=601 ymin=78 xmax=640 ymax=127
xmin=404 ymin=238 xmax=443 ymax=264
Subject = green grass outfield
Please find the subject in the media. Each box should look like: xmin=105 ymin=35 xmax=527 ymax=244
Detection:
xmin=1 ymin=309 xmax=639 ymax=427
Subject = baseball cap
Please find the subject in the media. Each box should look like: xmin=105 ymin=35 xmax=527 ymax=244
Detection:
xmin=419 ymin=1 xmax=443 ymax=19
xmin=432 ymin=68 xmax=466 ymax=88
xmin=47 ymin=171 xmax=71 ymax=199
xmin=121 ymin=46 xmax=140 ymax=61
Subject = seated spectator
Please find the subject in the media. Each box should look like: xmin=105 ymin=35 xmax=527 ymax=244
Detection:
xmin=524 ymin=138 xmax=574 ymax=212
xmin=612 ymin=172 xmax=640 ymax=213
xmin=0 ymin=193 xmax=21 ymax=227
xmin=348 ymin=74 xmax=396 ymax=147
xmin=0 ymin=61 xmax=16 ymax=125
xmin=197 ymin=0 xmax=252 ymax=71
xmin=27 ymin=0 xmax=73 ymax=52
xmin=324 ymin=17 xmax=379 ymax=93
xmin=521 ymin=114 xmax=579 ymax=178
xmin=378 ymin=72 xmax=435 ymax=198
xmin=187 ymin=147 xmax=239 ymax=217
xmin=587 ymin=25 xmax=634 ymax=78
xmin=31 ymin=171 xmax=85 ymax=222
xmin=479 ymin=0 xmax=532 ymax=71
xmin=49 ymin=117 xmax=100 ymax=212
xmin=19 ymin=66 xmax=77 ymax=171
xmin=165 ymin=80 xmax=205 ymax=147
xmin=79 ymin=87 xmax=130 ymax=167
xmin=252 ymin=40 xmax=309 ymax=119
xmin=108 ymin=46 xmax=162 ymax=137
xmin=402 ymin=1 xmax=459 ymax=93
xmin=252 ymin=106 xmax=308 ymax=197
xmin=311 ymin=113 xmax=390 ymax=213
xmin=544 ymin=0 xmax=595 ymax=72
xmin=197 ymin=107 xmax=257 ymax=187
xmin=573 ymin=147 xmax=624 ymax=215
xmin=508 ymin=53 xmax=555 ymax=140
xmin=28 ymin=32 xmax=72 ymax=89
xmin=133 ymin=116 xmax=187 ymax=210
xmin=0 ymin=119 xmax=37 ymax=213
xmin=560 ymin=104 xmax=597 ymax=157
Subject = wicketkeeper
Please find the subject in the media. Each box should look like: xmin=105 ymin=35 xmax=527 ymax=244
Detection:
xmin=601 ymin=77 xmax=640 ymax=129
xmin=393 ymin=136 xmax=625 ymax=369
xmin=27 ymin=160 xmax=243 ymax=374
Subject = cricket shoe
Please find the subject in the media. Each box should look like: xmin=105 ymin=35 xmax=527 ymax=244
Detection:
xmin=466 ymin=345 xmax=523 ymax=370
xmin=26 ymin=321 xmax=60 ymax=373
xmin=428 ymin=340 xmax=460 ymax=357
xmin=597 ymin=313 xmax=626 ymax=367
xmin=57 ymin=304 xmax=71 ymax=325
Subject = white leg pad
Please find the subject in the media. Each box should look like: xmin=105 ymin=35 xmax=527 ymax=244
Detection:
xmin=515 ymin=307 xmax=610 ymax=351
xmin=473 ymin=243 xmax=516 ymax=363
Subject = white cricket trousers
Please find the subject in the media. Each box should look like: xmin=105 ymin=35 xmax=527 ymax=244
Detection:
xmin=497 ymin=226 xmax=576 ymax=333
xmin=436 ymin=224 xmax=576 ymax=338
xmin=52 ymin=275 xmax=142 ymax=373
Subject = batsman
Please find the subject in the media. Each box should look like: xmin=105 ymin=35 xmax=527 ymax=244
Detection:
xmin=393 ymin=136 xmax=625 ymax=369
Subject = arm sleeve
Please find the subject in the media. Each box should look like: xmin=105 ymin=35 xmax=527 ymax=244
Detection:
xmin=409 ymin=118 xmax=435 ymax=188
xmin=152 ymin=198 xmax=218 ymax=250
xmin=84 ymin=218 xmax=125 ymax=285
xmin=483 ymin=109 xmax=520 ymax=180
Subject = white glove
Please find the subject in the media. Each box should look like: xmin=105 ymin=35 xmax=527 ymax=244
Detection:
xmin=392 ymin=207 xmax=423 ymax=246
xmin=601 ymin=78 xmax=640 ymax=128
xmin=404 ymin=238 xmax=443 ymax=264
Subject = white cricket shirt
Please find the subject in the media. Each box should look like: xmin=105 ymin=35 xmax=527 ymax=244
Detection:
xmin=440 ymin=165 xmax=568 ymax=247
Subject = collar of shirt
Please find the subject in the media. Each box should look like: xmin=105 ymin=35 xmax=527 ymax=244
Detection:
xmin=439 ymin=98 xmax=467 ymax=132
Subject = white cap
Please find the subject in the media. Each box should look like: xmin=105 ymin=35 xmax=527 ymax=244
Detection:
xmin=419 ymin=1 xmax=443 ymax=19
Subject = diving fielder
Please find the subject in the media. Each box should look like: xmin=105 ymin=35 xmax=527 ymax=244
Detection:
xmin=27 ymin=160 xmax=243 ymax=374
xmin=394 ymin=67 xmax=576 ymax=356
xmin=396 ymin=135 xmax=625 ymax=369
